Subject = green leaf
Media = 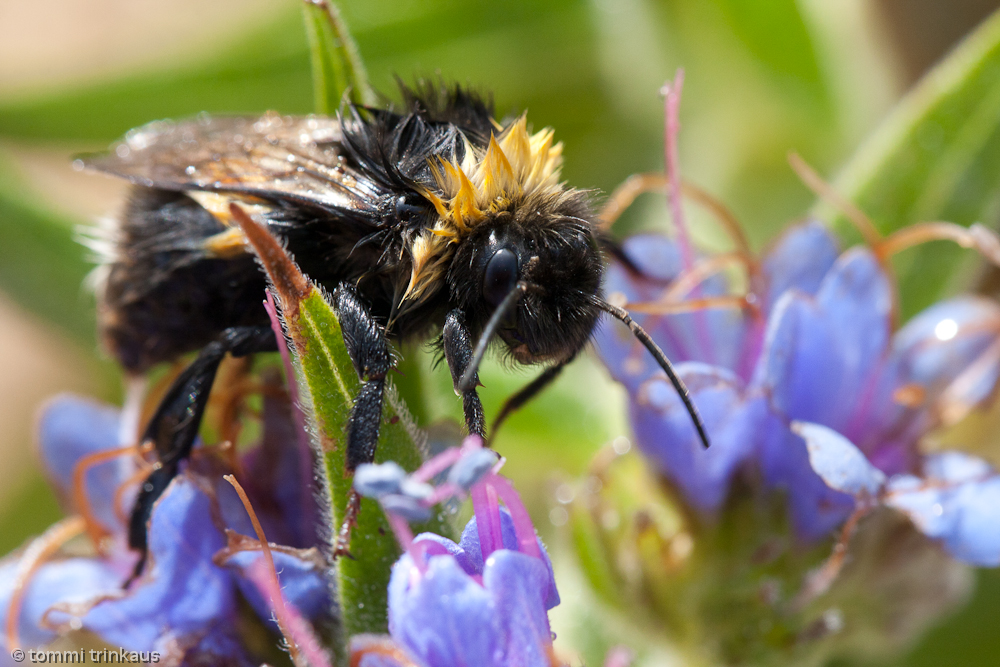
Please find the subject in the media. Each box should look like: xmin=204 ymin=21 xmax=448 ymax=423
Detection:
xmin=232 ymin=207 xmax=452 ymax=653
xmin=0 ymin=154 xmax=96 ymax=344
xmin=814 ymin=8 xmax=1000 ymax=319
xmin=302 ymin=0 xmax=376 ymax=113
xmin=0 ymin=9 xmax=312 ymax=143
xmin=711 ymin=0 xmax=827 ymax=102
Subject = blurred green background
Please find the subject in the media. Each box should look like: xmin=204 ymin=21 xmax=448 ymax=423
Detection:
xmin=1 ymin=0 xmax=1000 ymax=664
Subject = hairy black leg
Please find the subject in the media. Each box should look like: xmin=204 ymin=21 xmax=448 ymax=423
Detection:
xmin=492 ymin=352 xmax=576 ymax=437
xmin=333 ymin=283 xmax=394 ymax=472
xmin=127 ymin=325 xmax=275 ymax=580
xmin=330 ymin=283 xmax=394 ymax=557
xmin=442 ymin=309 xmax=486 ymax=439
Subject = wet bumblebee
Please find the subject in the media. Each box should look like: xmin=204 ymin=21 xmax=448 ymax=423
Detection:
xmin=81 ymin=82 xmax=708 ymax=573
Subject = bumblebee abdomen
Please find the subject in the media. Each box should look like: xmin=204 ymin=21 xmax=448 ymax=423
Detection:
xmin=98 ymin=188 xmax=269 ymax=372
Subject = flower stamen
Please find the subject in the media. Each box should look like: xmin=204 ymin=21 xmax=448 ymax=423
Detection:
xmin=5 ymin=516 xmax=86 ymax=651
xmin=111 ymin=445 xmax=155 ymax=526
xmin=787 ymin=152 xmax=881 ymax=246
xmin=659 ymin=252 xmax=750 ymax=302
xmin=875 ymin=221 xmax=1000 ymax=266
xmin=71 ymin=444 xmax=143 ymax=549
xmin=598 ymin=174 xmax=755 ymax=267
xmin=223 ymin=474 xmax=304 ymax=666
xmin=626 ymin=295 xmax=757 ymax=316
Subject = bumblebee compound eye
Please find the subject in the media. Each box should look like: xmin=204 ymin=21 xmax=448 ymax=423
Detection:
xmin=483 ymin=248 xmax=519 ymax=306
xmin=395 ymin=193 xmax=426 ymax=221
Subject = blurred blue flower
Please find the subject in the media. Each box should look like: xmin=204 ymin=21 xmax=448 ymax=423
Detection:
xmin=352 ymin=440 xmax=560 ymax=667
xmin=596 ymin=222 xmax=1000 ymax=541
xmin=0 ymin=391 xmax=331 ymax=665
xmin=798 ymin=422 xmax=1000 ymax=566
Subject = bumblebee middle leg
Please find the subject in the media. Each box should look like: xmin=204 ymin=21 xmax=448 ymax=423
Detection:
xmin=127 ymin=325 xmax=276 ymax=574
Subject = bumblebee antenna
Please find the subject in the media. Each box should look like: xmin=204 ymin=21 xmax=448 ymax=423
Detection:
xmin=596 ymin=299 xmax=711 ymax=449
xmin=458 ymin=282 xmax=529 ymax=393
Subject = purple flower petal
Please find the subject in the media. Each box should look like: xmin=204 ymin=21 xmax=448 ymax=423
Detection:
xmin=792 ymin=421 xmax=886 ymax=497
xmin=224 ymin=550 xmax=332 ymax=626
xmin=457 ymin=510 xmax=559 ymax=610
xmin=924 ymin=451 xmax=993 ymax=483
xmin=761 ymin=220 xmax=839 ymax=311
xmin=238 ymin=392 xmax=320 ymax=549
xmin=754 ymin=248 xmax=892 ymax=434
xmin=388 ymin=554 xmax=502 ymax=667
xmin=630 ymin=364 xmax=761 ymax=511
xmin=80 ymin=475 xmax=236 ymax=652
xmin=37 ymin=395 xmax=136 ymax=536
xmin=0 ymin=556 xmax=122 ymax=650
xmin=594 ymin=234 xmax=749 ymax=387
xmin=482 ymin=550 xmax=554 ymax=667
xmin=886 ymin=453 xmax=1000 ymax=566
xmin=620 ymin=234 xmax=685 ymax=282
xmin=757 ymin=413 xmax=856 ymax=540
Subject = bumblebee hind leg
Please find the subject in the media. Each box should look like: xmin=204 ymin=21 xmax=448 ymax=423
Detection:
xmin=127 ymin=325 xmax=276 ymax=580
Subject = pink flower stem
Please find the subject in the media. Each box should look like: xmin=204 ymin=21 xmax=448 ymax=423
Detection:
xmin=471 ymin=479 xmax=504 ymax=560
xmin=487 ymin=473 xmax=542 ymax=559
xmin=246 ymin=558 xmax=333 ymax=667
xmin=411 ymin=447 xmax=464 ymax=484
xmin=385 ymin=510 xmax=415 ymax=551
xmin=662 ymin=69 xmax=714 ymax=363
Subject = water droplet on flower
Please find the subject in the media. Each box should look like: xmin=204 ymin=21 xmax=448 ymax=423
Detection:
xmin=185 ymin=165 xmax=196 ymax=175
xmin=612 ymin=436 xmax=631 ymax=455
xmin=934 ymin=318 xmax=959 ymax=341
xmin=555 ymin=483 xmax=575 ymax=504
xmin=115 ymin=144 xmax=130 ymax=158
xmin=549 ymin=507 xmax=568 ymax=526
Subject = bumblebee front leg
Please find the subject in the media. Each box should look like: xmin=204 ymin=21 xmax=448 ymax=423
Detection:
xmin=442 ymin=309 xmax=486 ymax=439
xmin=128 ymin=325 xmax=276 ymax=577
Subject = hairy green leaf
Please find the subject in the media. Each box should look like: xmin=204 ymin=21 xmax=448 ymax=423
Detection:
xmin=233 ymin=208 xmax=452 ymax=651
xmin=0 ymin=155 xmax=95 ymax=344
xmin=815 ymin=9 xmax=1000 ymax=318
xmin=302 ymin=0 xmax=375 ymax=112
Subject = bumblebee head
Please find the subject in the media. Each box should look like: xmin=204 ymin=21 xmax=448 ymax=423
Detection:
xmin=446 ymin=189 xmax=603 ymax=366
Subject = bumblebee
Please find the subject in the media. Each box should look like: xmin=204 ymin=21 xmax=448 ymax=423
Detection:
xmin=82 ymin=83 xmax=708 ymax=572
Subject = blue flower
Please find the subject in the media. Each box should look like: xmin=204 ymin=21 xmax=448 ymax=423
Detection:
xmin=796 ymin=422 xmax=1000 ymax=566
xmin=0 ymin=391 xmax=331 ymax=664
xmin=596 ymin=222 xmax=1000 ymax=541
xmin=387 ymin=511 xmax=558 ymax=667
xmin=352 ymin=441 xmax=560 ymax=667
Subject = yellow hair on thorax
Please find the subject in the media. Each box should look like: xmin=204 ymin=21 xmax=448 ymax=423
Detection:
xmin=402 ymin=115 xmax=564 ymax=305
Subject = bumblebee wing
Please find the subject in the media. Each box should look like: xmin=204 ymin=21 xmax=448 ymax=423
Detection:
xmin=80 ymin=112 xmax=382 ymax=212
